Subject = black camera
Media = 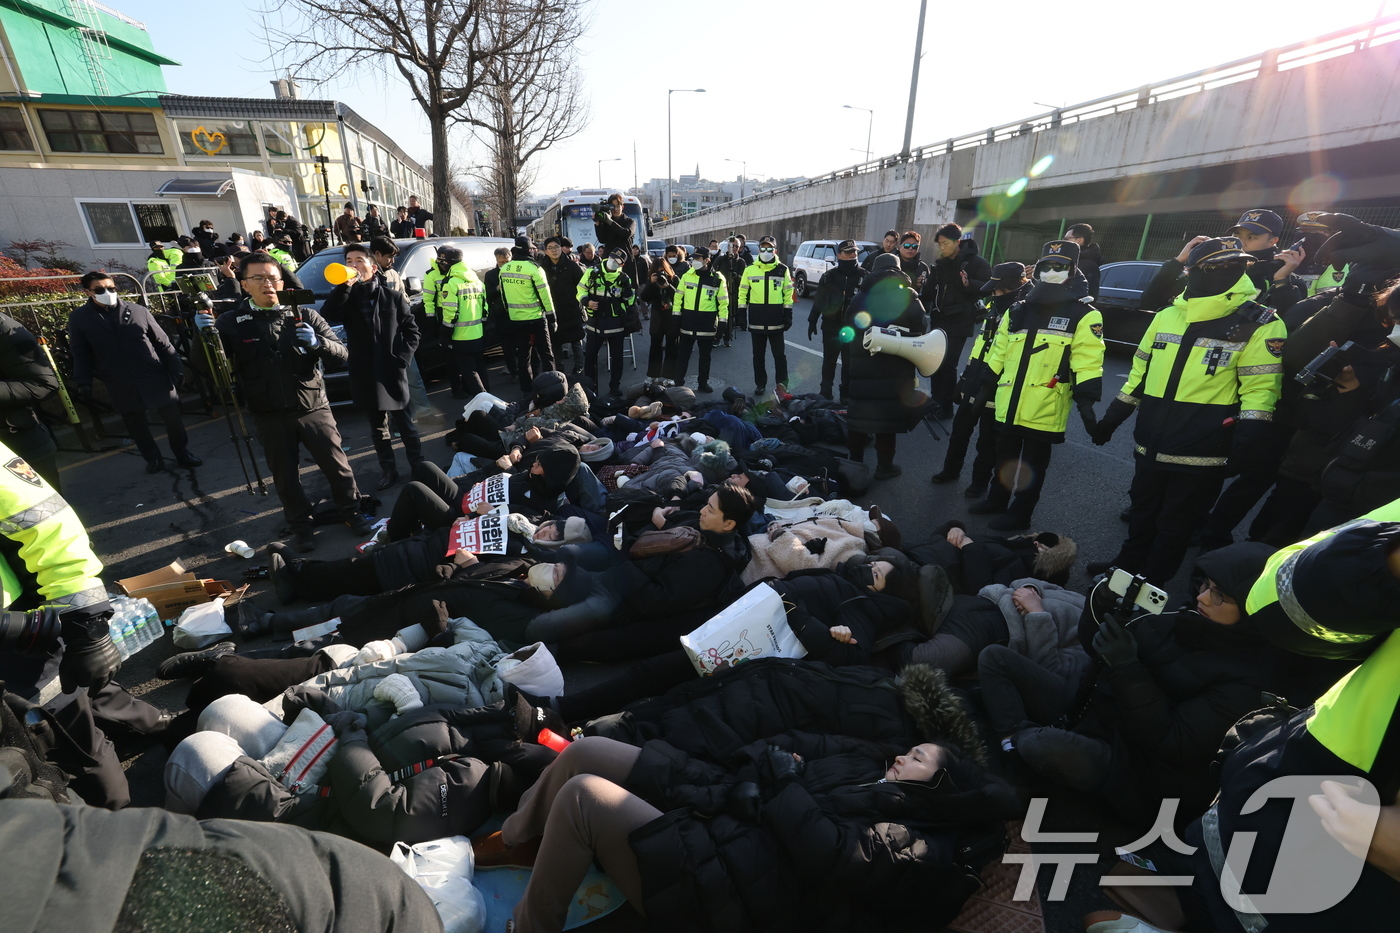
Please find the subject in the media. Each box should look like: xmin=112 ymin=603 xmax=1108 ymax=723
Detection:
xmin=176 ymin=274 xmax=216 ymax=296
xmin=277 ymin=288 xmax=316 ymax=307
xmin=1295 ymin=340 xmax=1355 ymax=388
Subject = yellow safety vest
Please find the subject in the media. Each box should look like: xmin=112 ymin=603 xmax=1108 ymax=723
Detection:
xmin=984 ymin=299 xmax=1104 ymax=435
xmin=266 ymin=247 xmax=298 ymax=274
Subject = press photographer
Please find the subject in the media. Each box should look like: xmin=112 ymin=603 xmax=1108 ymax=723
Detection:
xmin=593 ymin=192 xmax=634 ymax=257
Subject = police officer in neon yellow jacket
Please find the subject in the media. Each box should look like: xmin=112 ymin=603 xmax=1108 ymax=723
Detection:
xmin=436 ymin=248 xmax=490 ymax=400
xmin=971 ymin=240 xmax=1104 ymax=530
xmin=738 ymin=235 xmax=794 ymax=394
xmin=1092 ymin=237 xmax=1286 ymax=584
xmin=674 ymin=246 xmax=729 ymax=392
xmin=500 ymin=236 xmax=556 ymax=392
xmin=146 ymin=241 xmax=182 ymax=289
xmin=0 ymin=440 xmax=159 ymax=807
xmin=1162 ymin=502 xmax=1400 ymax=931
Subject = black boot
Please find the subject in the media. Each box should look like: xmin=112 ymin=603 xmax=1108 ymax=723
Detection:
xmin=158 ymin=640 xmax=236 ymax=680
xmin=235 ymin=597 xmax=274 ymax=639
xmin=267 ymin=543 xmax=300 ymax=605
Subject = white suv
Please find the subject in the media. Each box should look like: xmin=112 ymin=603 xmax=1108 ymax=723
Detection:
xmin=791 ymin=239 xmax=878 ymax=297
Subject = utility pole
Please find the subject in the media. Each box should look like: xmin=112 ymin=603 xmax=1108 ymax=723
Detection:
xmin=901 ymin=0 xmax=928 ymax=160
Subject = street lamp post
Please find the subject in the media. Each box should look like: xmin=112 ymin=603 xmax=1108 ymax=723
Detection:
xmin=843 ymin=105 xmax=873 ymax=163
xmin=667 ymin=88 xmax=705 ymax=215
xmin=723 ymin=158 xmax=747 ymax=199
xmin=597 ymin=157 xmax=621 ymax=188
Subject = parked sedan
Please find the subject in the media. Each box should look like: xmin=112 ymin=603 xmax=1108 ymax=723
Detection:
xmin=295 ymin=235 xmax=514 ymax=403
xmin=1095 ymin=260 xmax=1165 ymax=349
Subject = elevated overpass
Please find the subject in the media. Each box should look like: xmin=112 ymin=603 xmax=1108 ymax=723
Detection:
xmin=657 ymin=16 xmax=1400 ymax=265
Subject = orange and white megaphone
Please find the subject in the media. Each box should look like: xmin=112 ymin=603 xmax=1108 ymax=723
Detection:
xmin=323 ymin=262 xmax=358 ymax=285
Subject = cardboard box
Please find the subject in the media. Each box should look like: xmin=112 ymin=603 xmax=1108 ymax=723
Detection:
xmin=118 ymin=560 xmax=246 ymax=621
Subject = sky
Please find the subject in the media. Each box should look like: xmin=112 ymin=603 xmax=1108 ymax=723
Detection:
xmin=124 ymin=0 xmax=1394 ymax=199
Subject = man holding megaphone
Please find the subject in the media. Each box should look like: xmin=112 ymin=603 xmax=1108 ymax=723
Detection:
xmin=842 ymin=253 xmax=932 ymax=481
xmin=321 ymin=245 xmax=422 ymax=491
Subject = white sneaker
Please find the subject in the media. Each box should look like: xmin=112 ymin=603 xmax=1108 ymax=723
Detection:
xmin=1084 ymin=911 xmax=1175 ymax=933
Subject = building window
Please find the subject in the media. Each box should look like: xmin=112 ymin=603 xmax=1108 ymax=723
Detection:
xmin=40 ymin=110 xmax=163 ymax=154
xmin=78 ymin=200 xmax=179 ymax=246
xmin=175 ymin=119 xmax=259 ymax=157
xmin=0 ymin=108 xmax=32 ymax=150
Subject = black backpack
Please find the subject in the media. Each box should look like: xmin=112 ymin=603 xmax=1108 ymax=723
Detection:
xmin=0 ymin=688 xmax=72 ymax=803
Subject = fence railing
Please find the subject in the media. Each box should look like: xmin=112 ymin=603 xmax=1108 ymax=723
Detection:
xmin=657 ymin=14 xmax=1400 ymax=228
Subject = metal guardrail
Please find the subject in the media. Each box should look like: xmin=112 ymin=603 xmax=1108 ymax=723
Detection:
xmin=657 ymin=14 xmax=1400 ymax=229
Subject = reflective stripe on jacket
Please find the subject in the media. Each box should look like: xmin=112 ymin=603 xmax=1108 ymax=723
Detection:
xmin=1119 ymin=274 xmax=1285 ymax=468
xmin=984 ymin=299 xmax=1104 ymax=437
xmin=738 ymin=259 xmax=793 ymax=330
xmin=577 ymin=267 xmax=634 ymax=336
xmin=676 ymin=269 xmax=729 ymax=337
xmin=500 ymin=260 xmax=553 ymax=321
xmin=439 ymin=263 xmax=487 ymax=342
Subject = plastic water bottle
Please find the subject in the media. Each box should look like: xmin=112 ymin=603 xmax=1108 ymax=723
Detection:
xmin=140 ymin=601 xmax=161 ymax=647
xmin=110 ymin=616 xmax=129 ymax=660
xmin=130 ymin=613 xmax=150 ymax=654
xmin=118 ymin=608 xmax=138 ymax=655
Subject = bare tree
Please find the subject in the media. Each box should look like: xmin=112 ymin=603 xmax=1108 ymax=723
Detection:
xmin=454 ymin=1 xmax=588 ymax=232
xmin=260 ymin=0 xmax=582 ymax=234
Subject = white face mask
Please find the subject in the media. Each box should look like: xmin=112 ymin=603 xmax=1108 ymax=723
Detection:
xmin=605 ymin=258 xmax=621 ymax=272
xmin=93 ymin=289 xmax=117 ymax=306
xmin=1038 ymin=268 xmax=1070 ymax=285
xmin=526 ymin=562 xmax=557 ymax=596
xmin=1389 ymin=324 xmax=1400 ymax=348
xmin=759 ymin=249 xmax=775 ymax=261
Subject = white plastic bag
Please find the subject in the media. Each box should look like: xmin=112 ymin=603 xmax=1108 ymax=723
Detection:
xmin=391 ymin=836 xmax=485 ymax=933
xmin=680 ymin=582 xmax=807 ymax=675
xmin=496 ymin=642 xmax=565 ymax=698
xmin=171 ymin=597 xmax=230 ymax=649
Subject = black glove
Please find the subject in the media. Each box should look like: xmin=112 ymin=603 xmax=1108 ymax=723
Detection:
xmin=1078 ymin=403 xmax=1098 ymax=437
xmin=57 ymin=612 xmax=120 ymax=694
xmin=1227 ymin=419 xmax=1275 ymax=476
xmin=1091 ymin=398 xmax=1136 ymax=446
xmin=1093 ymin=616 xmax=1138 ymax=669
xmin=807 ymin=320 xmax=818 ymax=341
xmin=322 ymin=710 xmax=369 ymax=742
xmin=1340 ymin=263 xmax=1399 ymax=303
xmin=764 ymin=745 xmax=804 ymax=787
xmin=1316 ymin=214 xmax=1400 ymax=272
xmin=716 ymin=322 xmax=729 ymax=343
xmin=727 ymin=780 xmax=762 ymax=823
xmin=782 ymin=308 xmax=793 ymax=331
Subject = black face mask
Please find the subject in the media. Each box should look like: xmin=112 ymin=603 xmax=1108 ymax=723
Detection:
xmin=837 ymin=258 xmax=858 ymax=269
xmin=1185 ymin=264 xmax=1246 ymax=298
xmin=1246 ymin=247 xmax=1277 ymax=262
xmin=842 ymin=561 xmax=875 ymax=588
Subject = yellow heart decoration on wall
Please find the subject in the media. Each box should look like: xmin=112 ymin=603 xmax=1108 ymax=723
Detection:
xmin=190 ymin=125 xmax=227 ymax=156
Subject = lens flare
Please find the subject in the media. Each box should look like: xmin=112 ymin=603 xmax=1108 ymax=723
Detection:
xmin=853 ymin=311 xmax=872 ymax=329
xmin=1006 ymin=177 xmax=1029 ymax=197
xmin=978 ymin=190 xmax=1025 ymax=223
xmin=838 ymin=326 xmax=856 ymax=344
xmin=1288 ymin=173 xmax=1343 ymax=212
xmin=1029 ymin=154 xmax=1055 ymax=177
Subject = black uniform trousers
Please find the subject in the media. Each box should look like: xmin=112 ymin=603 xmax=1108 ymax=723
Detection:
xmin=931 ymin=336 xmax=969 ymax=406
xmin=750 ymin=329 xmax=788 ymax=389
xmin=1198 ymin=424 xmax=1290 ymax=548
xmin=121 ymin=402 xmax=190 ymax=465
xmin=819 ymin=334 xmax=847 ymax=398
xmin=1111 ymin=464 xmax=1225 ymax=584
xmin=987 ymin=428 xmax=1055 ymax=520
xmin=941 ymin=402 xmax=999 ymax=488
xmin=648 ymin=318 xmax=681 ymax=381
xmin=185 ymin=653 xmax=335 ymax=719
xmin=253 ymin=408 xmax=360 ymax=533
xmin=366 ymin=407 xmax=422 ymax=473
xmin=512 ymin=318 xmax=555 ymax=392
xmin=585 ymin=330 xmax=626 ymax=392
xmin=451 ymin=339 xmax=490 ymax=400
xmin=676 ymin=335 xmax=714 ymax=387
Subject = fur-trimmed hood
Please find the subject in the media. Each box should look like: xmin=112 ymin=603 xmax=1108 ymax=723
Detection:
xmin=1007 ymin=532 xmax=1077 ymax=585
xmin=502 ymin=382 xmax=590 ymax=448
xmin=896 ymin=664 xmax=988 ymax=765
